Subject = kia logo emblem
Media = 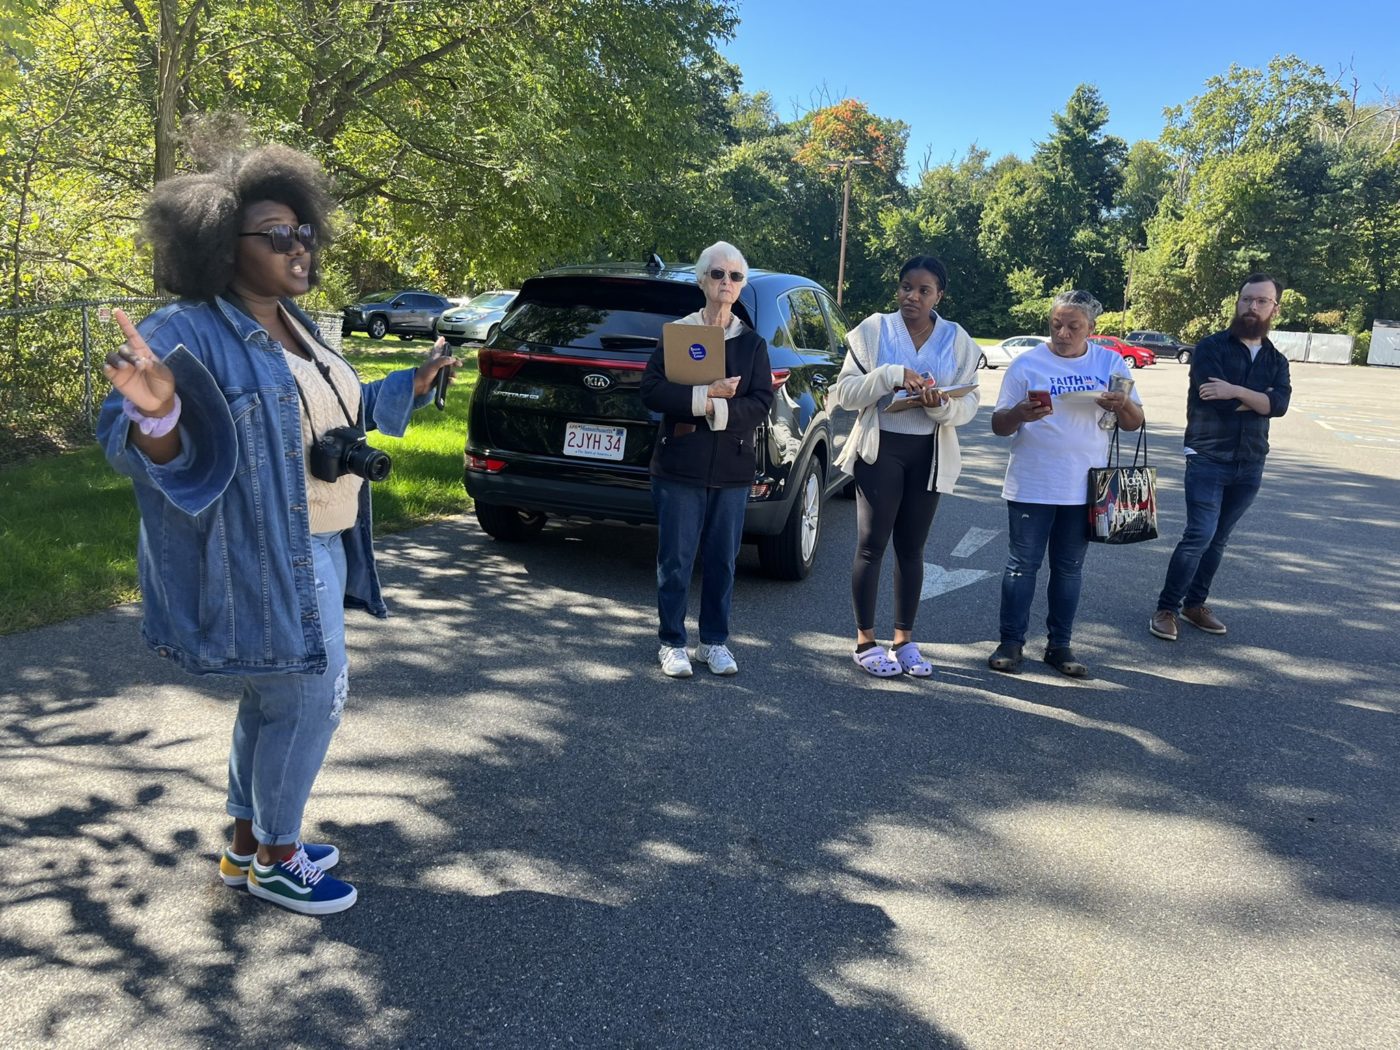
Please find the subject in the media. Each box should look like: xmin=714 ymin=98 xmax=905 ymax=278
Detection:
xmin=583 ymin=373 xmax=613 ymax=390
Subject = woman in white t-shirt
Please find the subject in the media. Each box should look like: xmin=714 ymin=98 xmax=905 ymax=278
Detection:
xmin=987 ymin=290 xmax=1144 ymax=677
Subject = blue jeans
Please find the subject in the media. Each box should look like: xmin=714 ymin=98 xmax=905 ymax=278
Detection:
xmin=999 ymin=501 xmax=1090 ymax=650
xmin=1157 ymin=455 xmax=1264 ymax=612
xmin=227 ymin=531 xmax=349 ymax=845
xmin=653 ymin=479 xmax=748 ymax=648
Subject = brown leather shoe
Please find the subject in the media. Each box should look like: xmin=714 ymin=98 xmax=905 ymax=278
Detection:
xmin=1182 ymin=605 xmax=1227 ymax=635
xmin=1149 ymin=609 xmax=1178 ymax=641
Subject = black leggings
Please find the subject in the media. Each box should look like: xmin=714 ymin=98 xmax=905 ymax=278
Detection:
xmin=852 ymin=430 xmax=940 ymax=632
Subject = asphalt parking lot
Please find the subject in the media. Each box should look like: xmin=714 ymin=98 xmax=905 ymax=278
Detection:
xmin=2 ymin=359 xmax=1398 ymax=1048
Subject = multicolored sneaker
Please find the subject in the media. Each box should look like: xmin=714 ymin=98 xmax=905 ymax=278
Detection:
xmin=220 ymin=841 xmax=341 ymax=887
xmin=247 ymin=847 xmax=357 ymax=915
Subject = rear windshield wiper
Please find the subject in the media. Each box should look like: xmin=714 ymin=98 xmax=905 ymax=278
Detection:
xmin=597 ymin=336 xmax=659 ymax=350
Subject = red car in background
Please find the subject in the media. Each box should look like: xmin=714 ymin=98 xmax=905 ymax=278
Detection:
xmin=1089 ymin=335 xmax=1156 ymax=368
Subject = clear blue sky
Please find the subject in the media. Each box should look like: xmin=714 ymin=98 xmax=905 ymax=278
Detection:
xmin=720 ymin=0 xmax=1398 ymax=172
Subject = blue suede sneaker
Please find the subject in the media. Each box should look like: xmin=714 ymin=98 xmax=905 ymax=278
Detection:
xmin=247 ymin=846 xmax=357 ymax=915
xmin=220 ymin=841 xmax=340 ymax=887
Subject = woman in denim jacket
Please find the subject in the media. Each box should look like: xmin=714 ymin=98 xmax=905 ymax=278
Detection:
xmin=98 ymin=145 xmax=458 ymax=915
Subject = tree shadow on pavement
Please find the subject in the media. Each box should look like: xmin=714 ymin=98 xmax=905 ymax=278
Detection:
xmin=1 ymin=412 xmax=1396 ymax=1046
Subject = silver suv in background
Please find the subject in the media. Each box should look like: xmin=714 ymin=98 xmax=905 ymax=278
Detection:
xmin=343 ymin=290 xmax=450 ymax=340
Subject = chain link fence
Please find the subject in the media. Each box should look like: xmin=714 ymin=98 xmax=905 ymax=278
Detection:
xmin=0 ymin=299 xmax=345 ymax=466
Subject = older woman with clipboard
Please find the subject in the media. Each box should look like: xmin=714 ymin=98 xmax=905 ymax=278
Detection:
xmin=831 ymin=255 xmax=982 ymax=679
xmin=640 ymin=242 xmax=773 ymax=678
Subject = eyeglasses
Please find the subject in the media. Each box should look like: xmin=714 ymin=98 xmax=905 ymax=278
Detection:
xmin=239 ymin=224 xmax=317 ymax=254
xmin=708 ymin=268 xmax=745 ymax=283
xmin=1239 ymin=296 xmax=1276 ymax=308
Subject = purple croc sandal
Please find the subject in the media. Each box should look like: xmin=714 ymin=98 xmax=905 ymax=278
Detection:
xmin=853 ymin=646 xmax=901 ymax=678
xmin=892 ymin=642 xmax=934 ymax=678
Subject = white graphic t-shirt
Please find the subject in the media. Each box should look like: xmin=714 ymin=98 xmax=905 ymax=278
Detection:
xmin=994 ymin=342 xmax=1142 ymax=504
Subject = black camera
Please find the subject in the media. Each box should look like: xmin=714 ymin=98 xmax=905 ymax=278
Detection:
xmin=309 ymin=426 xmax=392 ymax=483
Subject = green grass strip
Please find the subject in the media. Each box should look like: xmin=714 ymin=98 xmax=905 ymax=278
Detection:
xmin=0 ymin=335 xmax=476 ymax=635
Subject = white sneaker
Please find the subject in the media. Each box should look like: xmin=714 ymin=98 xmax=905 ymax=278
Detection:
xmin=658 ymin=645 xmax=693 ymax=677
xmin=692 ymin=642 xmax=738 ymax=675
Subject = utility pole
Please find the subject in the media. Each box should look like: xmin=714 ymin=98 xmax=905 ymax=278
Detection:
xmin=827 ymin=156 xmax=873 ymax=307
xmin=1123 ymin=244 xmax=1140 ymax=335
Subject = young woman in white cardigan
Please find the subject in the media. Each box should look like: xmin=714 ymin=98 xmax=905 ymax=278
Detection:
xmin=831 ymin=256 xmax=982 ymax=677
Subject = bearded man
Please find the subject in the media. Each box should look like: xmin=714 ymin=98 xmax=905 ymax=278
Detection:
xmin=1150 ymin=273 xmax=1293 ymax=641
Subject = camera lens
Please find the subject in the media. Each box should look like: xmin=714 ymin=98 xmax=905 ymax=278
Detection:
xmin=346 ymin=442 xmax=392 ymax=482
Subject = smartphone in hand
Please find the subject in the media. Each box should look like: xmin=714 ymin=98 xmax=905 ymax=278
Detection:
xmin=1028 ymin=389 xmax=1052 ymax=410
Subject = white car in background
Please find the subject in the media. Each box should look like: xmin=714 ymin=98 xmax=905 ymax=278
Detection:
xmin=979 ymin=334 xmax=1047 ymax=369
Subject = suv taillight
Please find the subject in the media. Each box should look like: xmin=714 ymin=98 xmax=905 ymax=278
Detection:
xmin=467 ymin=454 xmax=507 ymax=473
xmin=478 ymin=348 xmax=526 ymax=380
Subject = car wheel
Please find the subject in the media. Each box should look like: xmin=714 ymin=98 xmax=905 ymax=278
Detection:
xmin=977 ymin=352 xmax=988 ymax=370
xmin=475 ymin=502 xmax=547 ymax=542
xmin=368 ymin=315 xmax=388 ymax=339
xmin=757 ymin=458 xmax=823 ymax=580
xmin=1177 ymin=349 xmax=1192 ymax=364
xmin=1124 ymin=356 xmax=1138 ymax=368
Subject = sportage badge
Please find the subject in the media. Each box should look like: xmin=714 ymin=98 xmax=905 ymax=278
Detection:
xmin=583 ymin=373 xmax=613 ymax=391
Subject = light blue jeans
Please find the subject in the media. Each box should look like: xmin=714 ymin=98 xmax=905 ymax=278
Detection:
xmin=226 ymin=531 xmax=349 ymax=845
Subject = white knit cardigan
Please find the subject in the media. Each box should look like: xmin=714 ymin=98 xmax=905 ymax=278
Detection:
xmin=830 ymin=312 xmax=982 ymax=493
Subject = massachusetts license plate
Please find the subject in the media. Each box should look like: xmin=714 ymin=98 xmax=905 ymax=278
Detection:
xmin=564 ymin=422 xmax=626 ymax=461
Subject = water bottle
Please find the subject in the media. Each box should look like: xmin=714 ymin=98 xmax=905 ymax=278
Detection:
xmin=1098 ymin=375 xmax=1134 ymax=430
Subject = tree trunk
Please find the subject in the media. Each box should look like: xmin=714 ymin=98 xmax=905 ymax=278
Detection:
xmin=154 ymin=0 xmax=181 ymax=186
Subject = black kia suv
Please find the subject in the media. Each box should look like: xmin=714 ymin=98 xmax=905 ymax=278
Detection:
xmin=461 ymin=261 xmax=856 ymax=579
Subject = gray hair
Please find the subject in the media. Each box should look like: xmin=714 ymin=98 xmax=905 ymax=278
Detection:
xmin=696 ymin=241 xmax=748 ymax=277
xmin=1051 ymin=289 xmax=1103 ymax=324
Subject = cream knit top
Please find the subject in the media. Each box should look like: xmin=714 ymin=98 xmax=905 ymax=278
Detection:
xmin=281 ymin=307 xmax=363 ymax=533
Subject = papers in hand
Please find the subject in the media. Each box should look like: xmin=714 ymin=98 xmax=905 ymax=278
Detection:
xmin=886 ymin=382 xmax=978 ymax=412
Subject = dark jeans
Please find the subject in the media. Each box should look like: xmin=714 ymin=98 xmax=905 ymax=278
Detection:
xmin=1157 ymin=454 xmax=1264 ymax=612
xmin=851 ymin=431 xmax=940 ymax=632
xmin=999 ymin=501 xmax=1090 ymax=650
xmin=652 ymin=478 xmax=748 ymax=648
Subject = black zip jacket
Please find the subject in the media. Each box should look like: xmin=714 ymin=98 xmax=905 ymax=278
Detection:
xmin=640 ymin=325 xmax=773 ymax=488
xmin=1184 ymin=330 xmax=1291 ymax=462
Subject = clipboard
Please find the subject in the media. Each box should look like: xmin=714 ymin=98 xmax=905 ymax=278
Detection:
xmin=662 ymin=323 xmax=726 ymax=385
xmin=886 ymin=382 xmax=978 ymax=411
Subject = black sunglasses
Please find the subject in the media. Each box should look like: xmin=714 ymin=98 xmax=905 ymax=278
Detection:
xmin=708 ymin=268 xmax=745 ymax=283
xmin=238 ymin=224 xmax=317 ymax=254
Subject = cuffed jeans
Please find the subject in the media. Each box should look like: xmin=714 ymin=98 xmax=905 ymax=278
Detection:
xmin=653 ymin=478 xmax=747 ymax=648
xmin=227 ymin=531 xmax=349 ymax=846
xmin=1157 ymin=454 xmax=1264 ymax=613
xmin=999 ymin=501 xmax=1090 ymax=650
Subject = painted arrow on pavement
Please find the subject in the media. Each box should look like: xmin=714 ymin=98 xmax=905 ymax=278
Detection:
xmin=919 ymin=525 xmax=1001 ymax=600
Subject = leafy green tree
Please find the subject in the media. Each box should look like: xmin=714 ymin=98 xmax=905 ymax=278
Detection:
xmin=1133 ymin=57 xmax=1350 ymax=339
xmin=878 ymin=148 xmax=1010 ymax=333
xmin=980 ymin=85 xmax=1127 ymax=315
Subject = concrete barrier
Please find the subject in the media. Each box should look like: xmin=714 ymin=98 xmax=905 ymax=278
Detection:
xmin=1368 ymin=320 xmax=1400 ymax=367
xmin=1268 ymin=330 xmax=1353 ymax=364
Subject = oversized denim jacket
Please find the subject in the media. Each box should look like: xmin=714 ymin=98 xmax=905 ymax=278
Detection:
xmin=98 ymin=296 xmax=428 ymax=676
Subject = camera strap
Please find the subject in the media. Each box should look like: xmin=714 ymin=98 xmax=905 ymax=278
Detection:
xmin=225 ymin=293 xmax=363 ymax=430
